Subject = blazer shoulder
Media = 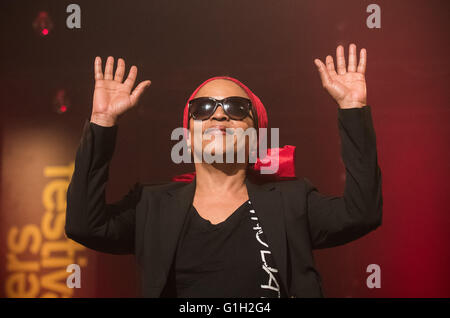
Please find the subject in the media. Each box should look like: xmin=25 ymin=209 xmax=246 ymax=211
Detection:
xmin=270 ymin=178 xmax=317 ymax=207
xmin=265 ymin=178 xmax=308 ymax=193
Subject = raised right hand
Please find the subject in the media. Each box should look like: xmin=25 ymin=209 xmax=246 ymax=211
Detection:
xmin=91 ymin=56 xmax=151 ymax=127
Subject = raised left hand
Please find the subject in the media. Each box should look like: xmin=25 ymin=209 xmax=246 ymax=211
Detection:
xmin=314 ymin=43 xmax=367 ymax=109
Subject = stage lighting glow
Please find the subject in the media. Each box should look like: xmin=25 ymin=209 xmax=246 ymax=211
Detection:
xmin=33 ymin=11 xmax=53 ymax=37
xmin=53 ymin=90 xmax=71 ymax=114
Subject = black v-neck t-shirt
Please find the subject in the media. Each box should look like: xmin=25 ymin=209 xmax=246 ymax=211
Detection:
xmin=174 ymin=200 xmax=286 ymax=298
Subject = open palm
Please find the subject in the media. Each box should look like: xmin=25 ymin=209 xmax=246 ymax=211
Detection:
xmin=314 ymin=43 xmax=367 ymax=109
xmin=92 ymin=56 xmax=151 ymax=126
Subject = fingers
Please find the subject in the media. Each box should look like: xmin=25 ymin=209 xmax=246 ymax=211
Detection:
xmin=104 ymin=56 xmax=114 ymax=80
xmin=123 ymin=65 xmax=138 ymax=91
xmin=333 ymin=44 xmax=366 ymax=74
xmin=130 ymin=80 xmax=152 ymax=106
xmin=348 ymin=43 xmax=357 ymax=72
xmin=314 ymin=58 xmax=332 ymax=88
xmin=114 ymin=58 xmax=125 ymax=82
xmin=325 ymin=55 xmax=337 ymax=77
xmin=94 ymin=56 xmax=103 ymax=80
xmin=357 ymin=48 xmax=367 ymax=74
xmin=94 ymin=56 xmax=152 ymax=95
xmin=336 ymin=45 xmax=346 ymax=75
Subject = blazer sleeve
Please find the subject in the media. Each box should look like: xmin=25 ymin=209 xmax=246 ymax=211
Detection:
xmin=306 ymin=105 xmax=383 ymax=249
xmin=65 ymin=119 xmax=142 ymax=255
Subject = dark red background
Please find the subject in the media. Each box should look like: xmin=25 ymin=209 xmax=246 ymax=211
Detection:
xmin=1 ymin=0 xmax=449 ymax=297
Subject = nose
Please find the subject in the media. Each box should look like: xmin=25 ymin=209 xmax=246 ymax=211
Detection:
xmin=211 ymin=104 xmax=229 ymax=122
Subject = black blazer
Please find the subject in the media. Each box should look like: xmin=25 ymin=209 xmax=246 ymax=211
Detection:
xmin=65 ymin=105 xmax=383 ymax=298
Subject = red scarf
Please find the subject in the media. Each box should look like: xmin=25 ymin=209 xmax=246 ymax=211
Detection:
xmin=171 ymin=76 xmax=296 ymax=183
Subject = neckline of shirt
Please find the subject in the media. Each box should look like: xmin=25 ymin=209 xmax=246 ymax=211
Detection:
xmin=191 ymin=200 xmax=251 ymax=230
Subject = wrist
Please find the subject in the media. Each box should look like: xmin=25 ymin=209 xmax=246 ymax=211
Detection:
xmin=90 ymin=113 xmax=117 ymax=127
xmin=338 ymin=100 xmax=366 ymax=109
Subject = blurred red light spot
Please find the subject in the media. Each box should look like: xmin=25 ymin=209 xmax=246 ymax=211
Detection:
xmin=42 ymin=28 xmax=49 ymax=35
xmin=60 ymin=105 xmax=67 ymax=112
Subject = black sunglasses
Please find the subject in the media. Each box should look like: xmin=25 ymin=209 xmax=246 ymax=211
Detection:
xmin=188 ymin=96 xmax=254 ymax=121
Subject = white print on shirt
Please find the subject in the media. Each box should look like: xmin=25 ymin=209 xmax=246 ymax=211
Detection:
xmin=248 ymin=201 xmax=281 ymax=298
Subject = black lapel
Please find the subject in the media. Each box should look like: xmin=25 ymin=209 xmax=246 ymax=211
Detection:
xmin=245 ymin=177 xmax=288 ymax=295
xmin=159 ymin=177 xmax=196 ymax=282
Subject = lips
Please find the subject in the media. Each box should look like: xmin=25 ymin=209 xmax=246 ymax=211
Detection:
xmin=204 ymin=125 xmax=234 ymax=135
